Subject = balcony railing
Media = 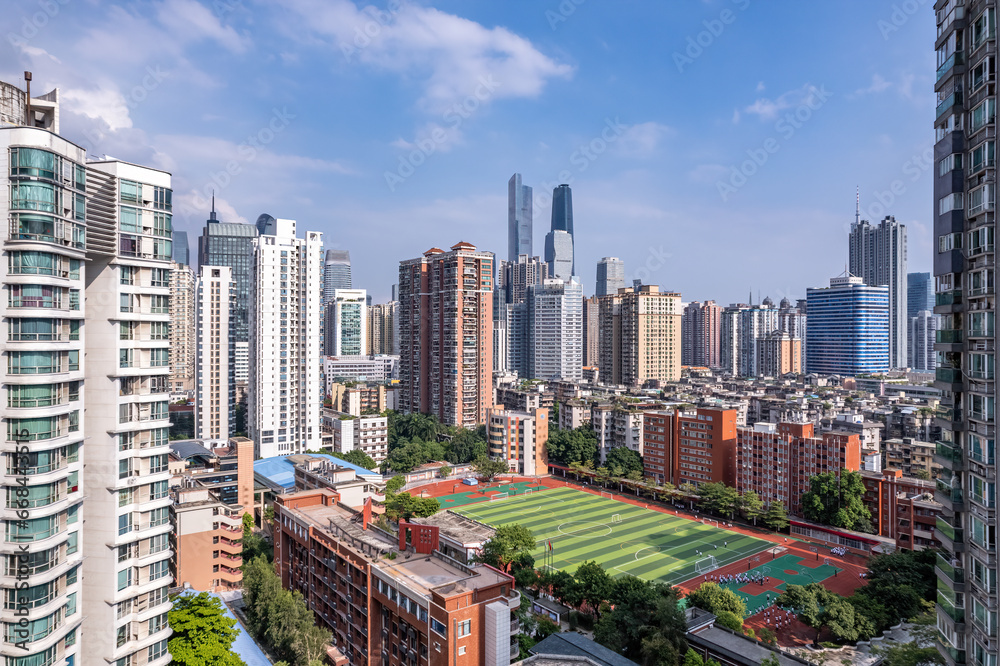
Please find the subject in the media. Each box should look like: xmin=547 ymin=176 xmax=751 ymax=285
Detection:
xmin=938 ymin=329 xmax=964 ymax=344
xmin=937 ymin=290 xmax=963 ymax=306
xmin=938 ymin=367 xmax=963 ymax=383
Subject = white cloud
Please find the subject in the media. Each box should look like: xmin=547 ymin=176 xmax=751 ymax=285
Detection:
xmin=156 ymin=0 xmax=249 ymax=54
xmin=851 ymin=73 xmax=892 ymax=98
xmin=60 ymin=85 xmax=134 ymax=131
xmin=743 ymin=84 xmax=825 ymax=121
xmin=613 ymin=122 xmax=672 ymax=158
xmin=277 ymin=0 xmax=572 ymax=115
xmin=755 ymin=81 xmax=765 ymax=92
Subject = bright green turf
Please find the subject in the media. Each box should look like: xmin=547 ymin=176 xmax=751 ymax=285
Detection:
xmin=433 ymin=481 xmax=547 ymax=508
xmin=453 ymin=486 xmax=774 ymax=587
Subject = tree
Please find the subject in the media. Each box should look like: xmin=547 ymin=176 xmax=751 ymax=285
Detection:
xmin=385 ymin=493 xmax=440 ymax=521
xmin=385 ymin=475 xmax=406 ymax=494
xmin=871 ymin=612 xmax=943 ymax=666
xmin=472 ymin=456 xmax=509 ymax=482
xmin=594 ymin=577 xmax=687 ymax=666
xmin=330 ymin=449 xmax=376 ymax=470
xmin=760 ymin=654 xmax=781 ymax=666
xmin=448 ymin=428 xmax=488 ymax=464
xmin=168 ymin=592 xmax=246 ymax=666
xmin=757 ymin=627 xmax=777 ymax=646
xmin=740 ymin=491 xmax=764 ymax=525
xmin=800 ymin=470 xmax=873 ymax=533
xmin=849 ymin=549 xmax=935 ymax=632
xmin=604 ymin=446 xmax=643 ymax=477
xmin=914 ymin=468 xmax=931 ymax=481
xmin=533 ymin=614 xmax=560 ymax=640
xmin=478 ymin=524 xmax=536 ymax=573
xmin=777 ymin=584 xmax=823 ymax=643
xmin=762 ymin=501 xmax=789 ymax=532
xmin=684 ymin=649 xmax=705 ymax=666
xmin=715 ymin=610 xmax=743 ymax=632
xmin=291 ymin=622 xmax=331 ymax=666
xmin=546 ymin=425 xmax=599 ymax=466
xmin=574 ymin=560 xmax=614 ymax=615
xmin=685 ymin=582 xmax=747 ymax=619
xmin=438 ymin=465 xmax=452 ymax=478
xmin=778 ymin=583 xmax=874 ymax=645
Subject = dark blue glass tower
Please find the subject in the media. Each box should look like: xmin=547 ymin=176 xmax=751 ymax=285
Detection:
xmin=545 ymin=184 xmax=574 ymax=277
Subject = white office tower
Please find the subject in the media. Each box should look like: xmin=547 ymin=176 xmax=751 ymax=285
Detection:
xmin=544 ymin=230 xmax=574 ymax=281
xmin=330 ymin=288 xmax=367 ymax=356
xmin=849 ymin=216 xmax=908 ymax=369
xmin=195 ymin=266 xmax=234 ymax=441
xmin=0 ymin=106 xmax=87 ymax=666
xmin=596 ymin=257 xmax=625 ymax=297
xmin=168 ymin=262 xmax=195 ymax=392
xmin=908 ymin=310 xmax=938 ymax=372
xmin=527 ymin=278 xmax=584 ymax=381
xmin=249 ymin=219 xmax=323 ymax=458
xmin=84 ymin=159 xmax=174 ymax=666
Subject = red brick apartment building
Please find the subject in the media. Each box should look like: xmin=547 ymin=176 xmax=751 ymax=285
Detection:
xmin=275 ymin=489 xmax=519 ymax=666
xmin=643 ymin=407 xmax=739 ymax=486
xmin=734 ymin=421 xmax=861 ymax=515
xmin=862 ymin=469 xmax=941 ymax=551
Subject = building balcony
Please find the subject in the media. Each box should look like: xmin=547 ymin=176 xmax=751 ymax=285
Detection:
xmin=936 ymin=289 xmax=963 ymax=309
xmin=936 ymin=552 xmax=966 ymax=591
xmin=937 ymin=329 xmax=964 ymax=344
xmin=937 ymin=51 xmax=965 ymax=84
xmin=936 ymin=440 xmax=964 ymax=470
xmin=937 ymin=366 xmax=964 ymax=385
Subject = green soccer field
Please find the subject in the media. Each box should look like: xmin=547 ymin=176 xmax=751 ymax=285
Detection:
xmin=453 ymin=486 xmax=773 ymax=586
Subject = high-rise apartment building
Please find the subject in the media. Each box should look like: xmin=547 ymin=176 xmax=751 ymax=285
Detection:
xmin=497 ymin=254 xmax=548 ymax=309
xmin=398 ymin=243 xmax=494 ymax=427
xmin=908 ymin=271 xmax=934 ymax=318
xmin=544 ymin=184 xmax=574 ymax=278
xmin=196 ymin=203 xmax=257 ymax=344
xmin=83 ymin=158 xmax=175 ymax=666
xmin=805 ymin=276 xmax=889 ymax=375
xmin=642 ymin=407 xmax=739 ymax=486
xmin=908 ymin=310 xmax=938 ymax=372
xmin=598 ymin=285 xmax=682 ymax=387
xmin=248 ymin=219 xmax=323 ymax=457
xmin=496 ymin=255 xmax=547 ymax=378
xmin=0 ymin=89 xmax=87 ymax=666
xmin=367 ymin=302 xmax=397 ymax=355
xmin=596 ymin=257 xmax=625 ymax=297
xmin=755 ymin=331 xmax=802 ymax=377
xmin=682 ymin=300 xmax=723 ymax=368
xmin=849 ymin=215 xmax=908 ymax=368
xmin=488 ymin=405 xmax=549 ymax=475
xmin=195 ymin=266 xmax=235 ymax=441
xmin=508 ymin=173 xmax=532 ymax=261
xmin=934 ymin=7 xmax=999 ymax=663
xmin=719 ymin=302 xmax=780 ymax=377
xmin=168 ymin=261 xmax=196 ymax=392
xmin=526 ymin=278 xmax=583 ymax=381
xmin=582 ymin=296 xmax=600 ymax=368
xmin=328 ymin=288 xmax=367 ymax=356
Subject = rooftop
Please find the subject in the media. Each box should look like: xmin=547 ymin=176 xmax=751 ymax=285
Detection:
xmin=530 ymin=633 xmax=640 ymax=666
xmin=255 ymin=453 xmax=381 ymax=491
xmin=409 ymin=511 xmax=495 ymax=545
xmin=376 ymin=553 xmax=507 ymax=599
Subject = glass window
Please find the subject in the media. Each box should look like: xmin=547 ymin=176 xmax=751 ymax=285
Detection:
xmin=11 ymin=147 xmax=57 ymax=179
xmin=120 ymin=180 xmax=141 ymax=203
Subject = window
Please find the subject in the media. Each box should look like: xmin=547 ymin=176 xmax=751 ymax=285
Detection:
xmin=940 ymin=192 xmax=964 ymax=215
xmin=10 ymin=181 xmax=56 ymax=213
xmin=972 ymin=141 xmax=996 ymax=173
xmin=9 ymin=318 xmax=59 ymax=342
xmin=970 ymin=183 xmax=996 ymax=216
xmin=119 ymin=206 xmax=141 ymax=233
xmin=939 ymin=153 xmax=963 ymax=176
xmin=457 ymin=619 xmax=471 ymax=637
xmin=971 ymin=98 xmax=996 ymax=132
xmin=9 ymin=251 xmax=57 ymax=275
xmin=972 ymin=8 xmax=997 ymax=50
xmin=117 ymin=567 xmax=133 ymax=591
xmin=458 ymin=646 xmax=466 ymax=656
xmin=940 ymin=232 xmax=963 ymax=252
xmin=120 ymin=180 xmax=141 ymax=203
xmin=10 ymin=285 xmax=57 ymax=309
xmin=430 ymin=617 xmax=447 ymax=637
xmin=972 ymin=57 xmax=994 ymax=93
xmin=10 ymin=147 xmax=57 ymax=179
xmin=153 ymin=186 xmax=172 ymax=211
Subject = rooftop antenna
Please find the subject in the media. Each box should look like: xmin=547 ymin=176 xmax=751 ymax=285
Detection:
xmin=209 ymin=190 xmax=218 ymax=222
xmin=23 ymin=72 xmax=31 ymax=126
xmin=855 ymin=187 xmax=860 ymax=226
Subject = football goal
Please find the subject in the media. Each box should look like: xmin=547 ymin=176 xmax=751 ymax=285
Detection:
xmin=490 ymin=493 xmax=509 ymax=502
xmin=601 ymin=491 xmax=614 ymax=499
xmin=521 ymin=488 xmax=533 ymax=497
xmin=695 ymin=555 xmax=719 ymax=575
xmin=611 ymin=514 xmax=622 ymax=523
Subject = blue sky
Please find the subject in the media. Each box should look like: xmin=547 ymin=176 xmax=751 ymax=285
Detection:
xmin=3 ymin=0 xmax=935 ymax=304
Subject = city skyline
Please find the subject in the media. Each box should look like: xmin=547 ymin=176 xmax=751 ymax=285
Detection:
xmin=1 ymin=1 xmax=934 ymax=305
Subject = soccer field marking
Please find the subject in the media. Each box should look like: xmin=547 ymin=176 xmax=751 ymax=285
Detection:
xmin=557 ymin=521 xmax=614 ymax=538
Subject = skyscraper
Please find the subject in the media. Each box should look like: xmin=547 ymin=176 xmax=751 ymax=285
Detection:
xmin=934 ymin=10 xmax=997 ymax=662
xmin=598 ymin=285 xmax=682 ymax=386
xmin=719 ymin=301 xmax=781 ymax=377
xmin=907 ymin=271 xmax=934 ymax=318
xmin=681 ymin=300 xmax=723 ymax=368
xmin=805 ymin=276 xmax=889 ymax=375
xmin=849 ymin=215 xmax=907 ymax=368
xmin=582 ymin=296 xmax=600 ymax=367
xmin=248 ymin=219 xmax=324 ymax=457
xmin=84 ymin=158 xmax=175 ymax=666
xmin=398 ymin=243 xmax=494 ymax=427
xmin=168 ymin=261 xmax=196 ymax=392
xmin=527 ymin=278 xmax=584 ymax=381
xmin=172 ymin=229 xmax=189 ymax=265
xmin=195 ymin=266 xmax=235 ymax=441
xmin=908 ymin=310 xmax=937 ymax=372
xmin=329 ymin=288 xmax=368 ymax=356
xmin=544 ymin=184 xmax=574 ymax=276
xmin=367 ymin=302 xmax=396 ymax=355
xmin=496 ymin=254 xmax=548 ymax=373
xmin=323 ymin=249 xmax=352 ymax=297
xmin=544 ymin=229 xmax=574 ymax=281
xmin=196 ymin=202 xmax=258 ymax=383
xmin=508 ymin=173 xmax=533 ymax=261
xmin=596 ymin=257 xmax=625 ymax=297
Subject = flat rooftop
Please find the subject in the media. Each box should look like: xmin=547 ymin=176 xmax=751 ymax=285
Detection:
xmin=410 ymin=511 xmax=495 ymax=544
xmin=376 ymin=553 xmax=508 ymax=599
xmin=289 ymin=499 xmax=396 ymax=554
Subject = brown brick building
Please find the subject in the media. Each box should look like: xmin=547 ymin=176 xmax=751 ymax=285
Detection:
xmin=642 ymin=407 xmax=739 ymax=486
xmin=275 ymin=489 xmax=520 ymax=665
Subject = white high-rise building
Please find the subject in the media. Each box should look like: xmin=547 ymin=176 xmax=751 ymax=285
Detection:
xmin=330 ymin=288 xmax=367 ymax=356
xmin=249 ymin=219 xmax=323 ymax=458
xmin=0 ymin=95 xmax=88 ymax=666
xmin=195 ymin=266 xmax=234 ymax=442
xmin=849 ymin=215 xmax=908 ymax=369
xmin=596 ymin=257 xmax=625 ymax=297
xmin=908 ymin=310 xmax=938 ymax=372
xmin=168 ymin=261 xmax=195 ymax=392
xmin=527 ymin=278 xmax=583 ymax=381
xmin=544 ymin=229 xmax=574 ymax=282
xmin=83 ymin=158 xmax=174 ymax=666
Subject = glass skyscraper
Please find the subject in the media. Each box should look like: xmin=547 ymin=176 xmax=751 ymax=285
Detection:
xmin=172 ymin=229 xmax=189 ymax=265
xmin=544 ymin=184 xmax=574 ymax=277
xmin=907 ymin=271 xmax=934 ymax=318
xmin=805 ymin=275 xmax=889 ymax=375
xmin=596 ymin=256 xmax=625 ymax=296
xmin=196 ymin=206 xmax=258 ymax=343
xmin=508 ymin=173 xmax=533 ymax=262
